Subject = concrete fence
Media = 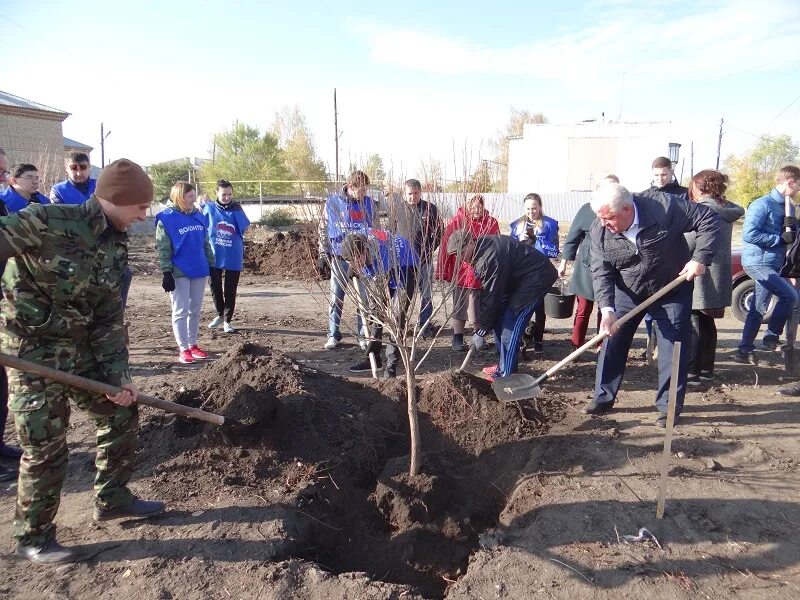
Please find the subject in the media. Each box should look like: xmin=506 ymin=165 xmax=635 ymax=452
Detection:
xmin=131 ymin=190 xmax=593 ymax=236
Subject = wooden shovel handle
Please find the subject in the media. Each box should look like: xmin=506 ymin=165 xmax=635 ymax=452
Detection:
xmin=458 ymin=345 xmax=475 ymax=372
xmin=532 ymin=274 xmax=689 ymax=387
xmin=0 ymin=352 xmax=224 ymax=426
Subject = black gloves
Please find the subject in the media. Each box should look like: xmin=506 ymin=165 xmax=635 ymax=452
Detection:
xmin=785 ymin=216 xmax=797 ymax=229
xmin=783 ymin=231 xmax=796 ymax=245
xmin=162 ymin=272 xmax=175 ymax=292
xmin=317 ymin=254 xmax=331 ymax=280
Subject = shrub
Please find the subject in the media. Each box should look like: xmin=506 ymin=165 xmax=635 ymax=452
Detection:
xmin=258 ymin=208 xmax=298 ymax=227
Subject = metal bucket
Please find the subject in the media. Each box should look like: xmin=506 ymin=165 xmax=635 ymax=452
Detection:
xmin=544 ymin=284 xmax=576 ymax=319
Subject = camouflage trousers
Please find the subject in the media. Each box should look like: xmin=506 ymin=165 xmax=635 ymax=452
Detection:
xmin=2 ymin=336 xmax=138 ymax=545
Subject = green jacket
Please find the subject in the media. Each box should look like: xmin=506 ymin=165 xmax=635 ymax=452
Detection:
xmin=155 ymin=201 xmax=215 ymax=278
xmin=0 ymin=197 xmax=131 ymax=386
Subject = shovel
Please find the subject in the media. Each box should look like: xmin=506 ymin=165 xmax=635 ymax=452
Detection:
xmin=0 ymin=352 xmax=225 ymax=425
xmin=492 ymin=274 xmax=689 ymax=402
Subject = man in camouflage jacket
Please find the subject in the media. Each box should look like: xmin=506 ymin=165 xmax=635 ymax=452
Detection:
xmin=0 ymin=159 xmax=165 ymax=564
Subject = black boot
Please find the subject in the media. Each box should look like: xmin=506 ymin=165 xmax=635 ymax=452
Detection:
xmin=16 ymin=539 xmax=75 ymax=564
xmin=94 ymin=498 xmax=165 ymax=522
xmin=451 ymin=333 xmax=466 ymax=351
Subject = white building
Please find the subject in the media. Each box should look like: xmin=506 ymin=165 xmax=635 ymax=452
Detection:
xmin=507 ymin=121 xmax=687 ymax=194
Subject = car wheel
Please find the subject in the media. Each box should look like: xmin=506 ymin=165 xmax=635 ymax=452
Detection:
xmin=731 ymin=279 xmax=775 ymax=323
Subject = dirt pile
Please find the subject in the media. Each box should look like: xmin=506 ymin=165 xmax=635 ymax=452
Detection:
xmin=243 ymin=222 xmax=319 ymax=279
xmin=417 ymin=370 xmax=566 ymax=455
xmin=136 ymin=345 xmax=565 ymax=598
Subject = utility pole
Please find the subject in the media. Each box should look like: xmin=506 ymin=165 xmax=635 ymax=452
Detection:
xmin=334 ymin=88 xmax=340 ymax=184
xmin=715 ymin=118 xmax=724 ymax=170
xmin=100 ymin=122 xmax=111 ymax=168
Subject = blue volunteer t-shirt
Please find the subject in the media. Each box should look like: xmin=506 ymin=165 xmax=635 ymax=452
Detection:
xmin=202 ymin=201 xmax=251 ymax=271
xmin=50 ymin=179 xmax=97 ymax=204
xmin=156 ymin=208 xmax=211 ymax=278
xmin=0 ymin=187 xmax=49 ymax=213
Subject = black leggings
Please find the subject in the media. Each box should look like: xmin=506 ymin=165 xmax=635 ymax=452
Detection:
xmin=210 ymin=268 xmax=241 ymax=322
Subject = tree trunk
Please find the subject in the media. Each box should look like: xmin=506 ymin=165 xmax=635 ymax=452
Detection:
xmin=399 ymin=345 xmax=421 ymax=476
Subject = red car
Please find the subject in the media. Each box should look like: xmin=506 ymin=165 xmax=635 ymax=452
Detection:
xmin=730 ymin=249 xmax=776 ymax=322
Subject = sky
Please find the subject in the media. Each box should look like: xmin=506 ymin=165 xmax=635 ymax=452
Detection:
xmin=3 ymin=0 xmax=800 ymax=181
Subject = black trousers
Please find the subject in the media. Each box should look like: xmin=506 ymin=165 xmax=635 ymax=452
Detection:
xmin=365 ymin=269 xmax=417 ymax=370
xmin=210 ymin=268 xmax=241 ymax=322
xmin=689 ymin=310 xmax=718 ymax=375
xmin=523 ymin=300 xmax=545 ymax=345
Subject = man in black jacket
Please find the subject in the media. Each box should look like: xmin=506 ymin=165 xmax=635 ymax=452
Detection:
xmin=446 ymin=231 xmax=557 ymax=381
xmin=387 ymin=179 xmax=443 ymax=338
xmin=639 ymin=156 xmax=688 ymax=362
xmin=642 ymin=156 xmax=688 ymax=198
xmin=585 ymin=182 xmax=719 ymax=427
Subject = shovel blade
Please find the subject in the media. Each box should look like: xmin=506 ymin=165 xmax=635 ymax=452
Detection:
xmin=491 ymin=374 xmax=543 ymax=403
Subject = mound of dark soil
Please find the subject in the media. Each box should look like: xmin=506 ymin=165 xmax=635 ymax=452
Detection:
xmin=417 ymin=370 xmax=565 ymax=455
xmin=137 ymin=345 xmax=567 ymax=598
xmin=243 ymin=222 xmax=318 ymax=278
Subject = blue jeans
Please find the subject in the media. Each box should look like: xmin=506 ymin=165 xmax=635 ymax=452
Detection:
xmin=327 ymin=255 xmax=367 ymax=340
xmin=594 ymin=282 xmax=692 ymax=415
xmin=121 ymin=266 xmax=133 ymax=310
xmin=738 ymin=264 xmax=799 ymax=353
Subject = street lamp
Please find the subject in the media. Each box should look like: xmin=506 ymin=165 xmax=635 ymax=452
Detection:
xmin=668 ymin=142 xmax=681 ymax=166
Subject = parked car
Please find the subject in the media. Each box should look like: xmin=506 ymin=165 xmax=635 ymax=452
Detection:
xmin=730 ymin=249 xmax=776 ymax=323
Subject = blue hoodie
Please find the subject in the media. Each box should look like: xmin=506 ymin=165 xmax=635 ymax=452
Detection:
xmin=356 ymin=229 xmax=418 ymax=289
xmin=202 ymin=200 xmax=251 ymax=271
xmin=324 ymin=189 xmax=375 ymax=256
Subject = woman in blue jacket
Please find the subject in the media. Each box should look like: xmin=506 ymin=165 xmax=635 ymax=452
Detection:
xmin=202 ymin=180 xmax=250 ymax=333
xmin=509 ymin=193 xmax=559 ymax=354
xmin=156 ymin=182 xmax=215 ymax=364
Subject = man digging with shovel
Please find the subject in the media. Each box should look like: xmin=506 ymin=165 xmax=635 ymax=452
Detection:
xmin=446 ymin=230 xmax=557 ymax=382
xmin=584 ymin=182 xmax=719 ymax=427
xmin=0 ymin=159 xmax=165 ymax=564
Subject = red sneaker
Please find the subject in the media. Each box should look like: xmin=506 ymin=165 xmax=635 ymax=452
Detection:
xmin=482 ymin=364 xmax=499 ymax=376
xmin=189 ymin=345 xmax=209 ymax=360
xmin=179 ymin=349 xmax=195 ymax=364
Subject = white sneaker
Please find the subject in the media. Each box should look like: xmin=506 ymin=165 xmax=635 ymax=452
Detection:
xmin=223 ymin=322 xmax=235 ymax=333
xmin=359 ymin=338 xmax=369 ymax=351
xmin=324 ymin=336 xmax=339 ymax=350
xmin=208 ymin=316 xmax=223 ymax=329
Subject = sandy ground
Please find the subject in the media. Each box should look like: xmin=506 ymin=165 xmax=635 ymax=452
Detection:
xmin=0 ymin=233 xmax=799 ymax=599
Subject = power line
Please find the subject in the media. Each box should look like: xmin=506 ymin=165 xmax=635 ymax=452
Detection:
xmin=762 ymin=92 xmax=800 ymax=131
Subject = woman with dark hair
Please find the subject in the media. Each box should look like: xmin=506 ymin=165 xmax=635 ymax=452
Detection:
xmin=203 ymin=179 xmax=250 ymax=333
xmin=686 ymin=169 xmax=743 ymax=384
xmin=509 ymin=193 xmax=559 ymax=354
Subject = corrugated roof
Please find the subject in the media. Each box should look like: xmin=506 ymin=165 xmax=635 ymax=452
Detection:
xmin=63 ymin=136 xmax=93 ymax=150
xmin=0 ymin=90 xmax=68 ymax=115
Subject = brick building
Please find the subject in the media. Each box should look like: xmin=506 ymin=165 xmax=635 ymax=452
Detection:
xmin=0 ymin=90 xmax=74 ymax=192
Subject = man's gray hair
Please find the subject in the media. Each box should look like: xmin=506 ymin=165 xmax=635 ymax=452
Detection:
xmin=590 ymin=182 xmax=633 ymax=213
